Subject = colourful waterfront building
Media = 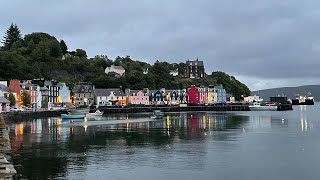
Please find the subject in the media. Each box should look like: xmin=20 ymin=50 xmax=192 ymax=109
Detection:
xmin=187 ymin=85 xmax=200 ymax=104
xmin=126 ymin=90 xmax=149 ymax=105
xmin=149 ymin=90 xmax=165 ymax=105
xmin=9 ymin=80 xmax=23 ymax=106
xmin=0 ymin=97 xmax=10 ymax=113
xmin=197 ymin=87 xmax=208 ymax=104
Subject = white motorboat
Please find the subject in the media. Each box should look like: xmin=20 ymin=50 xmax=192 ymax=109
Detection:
xmin=249 ymin=102 xmax=278 ymax=111
xmin=88 ymin=110 xmax=104 ymax=116
xmin=86 ymin=110 xmax=103 ymax=119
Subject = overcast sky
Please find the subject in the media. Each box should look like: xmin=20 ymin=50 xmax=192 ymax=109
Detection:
xmin=1 ymin=0 xmax=320 ymax=91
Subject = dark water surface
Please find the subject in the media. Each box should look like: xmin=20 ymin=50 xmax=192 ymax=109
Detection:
xmin=9 ymin=104 xmax=320 ymax=180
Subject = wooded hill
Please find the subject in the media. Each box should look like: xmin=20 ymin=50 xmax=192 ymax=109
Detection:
xmin=0 ymin=23 xmax=250 ymax=100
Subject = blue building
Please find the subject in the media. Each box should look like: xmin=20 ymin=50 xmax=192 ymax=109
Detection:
xmin=215 ymin=84 xmax=227 ymax=103
xmin=149 ymin=90 xmax=165 ymax=105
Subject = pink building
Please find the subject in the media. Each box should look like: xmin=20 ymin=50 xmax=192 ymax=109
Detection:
xmin=21 ymin=81 xmax=37 ymax=107
xmin=197 ymin=87 xmax=208 ymax=104
xmin=128 ymin=90 xmax=149 ymax=105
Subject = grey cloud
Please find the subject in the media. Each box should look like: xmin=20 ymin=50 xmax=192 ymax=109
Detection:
xmin=1 ymin=0 xmax=320 ymax=90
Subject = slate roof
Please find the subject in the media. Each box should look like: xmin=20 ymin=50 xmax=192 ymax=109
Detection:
xmin=0 ymin=96 xmax=10 ymax=103
xmin=113 ymin=65 xmax=125 ymax=70
xmin=72 ymin=83 xmax=93 ymax=93
xmin=0 ymin=85 xmax=9 ymax=92
xmin=40 ymin=86 xmax=49 ymax=91
xmin=95 ymin=88 xmax=125 ymax=96
xmin=149 ymin=90 xmax=165 ymax=96
xmin=186 ymin=59 xmax=204 ymax=66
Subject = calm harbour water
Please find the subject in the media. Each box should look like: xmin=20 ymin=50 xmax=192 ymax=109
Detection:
xmin=8 ymin=104 xmax=320 ymax=180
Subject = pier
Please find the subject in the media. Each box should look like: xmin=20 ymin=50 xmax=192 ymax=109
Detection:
xmin=104 ymin=105 xmax=250 ymax=114
xmin=101 ymin=104 xmax=293 ymax=114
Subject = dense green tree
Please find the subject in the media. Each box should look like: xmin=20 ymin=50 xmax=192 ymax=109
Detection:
xmin=26 ymin=39 xmax=36 ymax=54
xmin=60 ymin=40 xmax=68 ymax=55
xmin=75 ymin=49 xmax=87 ymax=58
xmin=208 ymin=71 xmax=251 ymax=100
xmin=21 ymin=91 xmax=31 ymax=107
xmin=1 ymin=23 xmax=22 ymax=49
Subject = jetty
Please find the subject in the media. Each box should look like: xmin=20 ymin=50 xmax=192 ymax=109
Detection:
xmin=101 ymin=104 xmax=291 ymax=114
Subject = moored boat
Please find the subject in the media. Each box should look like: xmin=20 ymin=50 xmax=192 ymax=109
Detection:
xmin=249 ymin=102 xmax=278 ymax=111
xmin=61 ymin=114 xmax=86 ymax=119
xmin=292 ymin=93 xmax=314 ymax=105
xmin=88 ymin=110 xmax=103 ymax=116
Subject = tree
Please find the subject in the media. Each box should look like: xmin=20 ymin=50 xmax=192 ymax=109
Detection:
xmin=75 ymin=49 xmax=87 ymax=58
xmin=1 ymin=23 xmax=22 ymax=49
xmin=5 ymin=93 xmax=16 ymax=107
xmin=60 ymin=40 xmax=68 ymax=55
xmin=21 ymin=91 xmax=31 ymax=107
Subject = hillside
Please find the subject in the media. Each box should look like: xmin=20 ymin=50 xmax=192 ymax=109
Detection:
xmin=0 ymin=23 xmax=251 ymax=100
xmin=252 ymin=85 xmax=320 ymax=101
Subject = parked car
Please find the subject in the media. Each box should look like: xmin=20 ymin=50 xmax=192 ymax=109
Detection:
xmin=10 ymin=107 xmax=24 ymax=112
xmin=10 ymin=108 xmax=18 ymax=112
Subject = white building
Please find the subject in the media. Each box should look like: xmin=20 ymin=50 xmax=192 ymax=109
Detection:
xmin=58 ymin=83 xmax=70 ymax=104
xmin=105 ymin=65 xmax=126 ymax=77
xmin=244 ymin=95 xmax=263 ymax=103
xmin=170 ymin=69 xmax=179 ymax=76
xmin=143 ymin=68 xmax=149 ymax=75
xmin=32 ymin=85 xmax=42 ymax=109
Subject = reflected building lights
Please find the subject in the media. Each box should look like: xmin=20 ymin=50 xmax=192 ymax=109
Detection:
xmin=202 ymin=115 xmax=206 ymax=129
xmin=300 ymin=105 xmax=308 ymax=132
xmin=15 ymin=123 xmax=24 ymax=136
xmin=166 ymin=115 xmax=171 ymax=135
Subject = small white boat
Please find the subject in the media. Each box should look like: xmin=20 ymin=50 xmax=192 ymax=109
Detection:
xmin=86 ymin=110 xmax=103 ymax=117
xmin=151 ymin=110 xmax=164 ymax=119
xmin=249 ymin=102 xmax=278 ymax=111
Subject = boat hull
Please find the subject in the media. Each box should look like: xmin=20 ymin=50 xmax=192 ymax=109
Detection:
xmin=61 ymin=114 xmax=85 ymax=119
xmin=249 ymin=106 xmax=278 ymax=111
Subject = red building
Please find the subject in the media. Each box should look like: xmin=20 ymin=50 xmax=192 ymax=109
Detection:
xmin=187 ymin=85 xmax=200 ymax=104
xmin=9 ymin=80 xmax=23 ymax=106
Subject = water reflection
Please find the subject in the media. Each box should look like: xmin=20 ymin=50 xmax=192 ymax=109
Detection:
xmin=299 ymin=105 xmax=313 ymax=132
xmin=10 ymin=112 xmax=250 ymax=179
